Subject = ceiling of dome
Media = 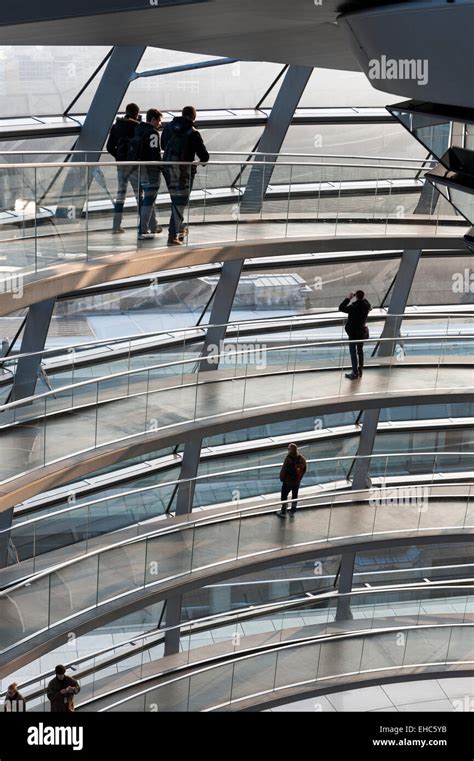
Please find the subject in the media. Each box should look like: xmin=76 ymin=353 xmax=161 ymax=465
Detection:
xmin=0 ymin=0 xmax=361 ymax=71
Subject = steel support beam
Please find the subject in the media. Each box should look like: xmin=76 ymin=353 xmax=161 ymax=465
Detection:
xmin=71 ymin=45 xmax=144 ymax=156
xmin=199 ymin=260 xmax=244 ymax=373
xmin=335 ymin=552 xmax=355 ymax=621
xmin=131 ymin=57 xmax=237 ymax=81
xmin=240 ymin=65 xmax=313 ymax=214
xmin=351 ymin=250 xmax=422 ymax=490
xmin=56 ymin=46 xmax=145 ymax=217
xmin=0 ymin=508 xmax=14 ymax=569
xmin=164 ymin=593 xmax=183 ymax=657
xmin=377 ymin=250 xmax=422 ymax=358
xmin=9 ymin=297 xmax=56 ymax=403
xmin=256 ymin=65 xmax=289 ymax=110
xmin=64 ymin=48 xmax=113 ymax=116
xmin=0 ymin=296 xmax=55 ymax=563
xmin=351 ymin=408 xmax=381 ymax=491
xmin=175 ymin=439 xmax=203 ymax=517
xmin=414 ymin=179 xmax=439 ymax=215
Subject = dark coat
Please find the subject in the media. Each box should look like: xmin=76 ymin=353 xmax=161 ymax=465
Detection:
xmin=161 ymin=116 xmax=209 ymax=163
xmin=46 ymin=675 xmax=80 ymax=713
xmin=161 ymin=115 xmax=209 ymax=182
xmin=280 ymin=453 xmax=307 ymax=487
xmin=137 ymin=121 xmax=162 ymax=184
xmin=4 ymin=690 xmax=25 ymax=711
xmin=106 ymin=117 xmax=140 ymax=161
xmin=339 ymin=297 xmax=371 ymax=338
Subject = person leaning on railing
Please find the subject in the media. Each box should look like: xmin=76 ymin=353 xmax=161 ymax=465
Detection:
xmin=339 ymin=290 xmax=371 ymax=380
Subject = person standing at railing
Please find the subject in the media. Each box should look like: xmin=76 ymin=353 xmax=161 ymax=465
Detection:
xmin=135 ymin=108 xmax=164 ymax=240
xmin=276 ymin=443 xmax=307 ymax=519
xmin=46 ymin=665 xmax=80 ymax=713
xmin=107 ymin=102 xmax=143 ymax=234
xmin=339 ymin=290 xmax=371 ymax=380
xmin=161 ymin=106 xmax=209 ymax=246
xmin=3 ymin=683 xmax=26 ymax=712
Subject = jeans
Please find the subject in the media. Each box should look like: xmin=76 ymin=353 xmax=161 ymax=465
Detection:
xmin=113 ymin=166 xmax=142 ymax=230
xmin=165 ymin=171 xmax=194 ymax=239
xmin=281 ymin=482 xmax=300 ymax=513
xmin=140 ymin=177 xmax=161 ymax=234
xmin=348 ymin=336 xmax=364 ymax=375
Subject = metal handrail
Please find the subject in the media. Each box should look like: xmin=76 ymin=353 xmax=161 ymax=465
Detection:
xmin=0 ymin=150 xmax=437 ymax=163
xmin=0 ymin=159 xmax=441 ymax=170
xmin=1 ymin=311 xmax=471 ymax=369
xmin=6 ymin=451 xmax=474 ymax=532
xmin=6 ymin=579 xmax=472 ymax=700
xmin=1 ymin=331 xmax=472 ymax=415
xmin=95 ymin=621 xmax=474 ymax=712
xmin=1 ymin=481 xmax=470 ymax=595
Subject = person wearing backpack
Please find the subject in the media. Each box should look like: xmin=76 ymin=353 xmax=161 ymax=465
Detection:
xmin=135 ymin=108 xmax=164 ymax=240
xmin=106 ymin=102 xmax=143 ymax=234
xmin=161 ymin=105 xmax=209 ymax=246
xmin=276 ymin=443 xmax=307 ymax=518
xmin=339 ymin=290 xmax=372 ymax=380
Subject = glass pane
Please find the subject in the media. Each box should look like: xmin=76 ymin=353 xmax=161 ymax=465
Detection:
xmin=145 ymin=530 xmax=193 ymax=583
xmin=97 ymin=542 xmax=147 ymax=604
xmin=230 ymin=650 xmax=277 ymax=702
xmin=49 ymin=554 xmax=99 ymax=625
xmin=188 ymin=664 xmax=234 ymax=711
xmin=274 ymin=642 xmax=320 ymax=689
xmin=0 ymin=574 xmax=50 ymax=652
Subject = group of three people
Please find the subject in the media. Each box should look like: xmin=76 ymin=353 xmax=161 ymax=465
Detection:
xmin=107 ymin=103 xmax=209 ymax=245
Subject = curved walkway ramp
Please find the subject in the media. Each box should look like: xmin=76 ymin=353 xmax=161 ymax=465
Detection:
xmin=12 ymin=583 xmax=472 ymax=711
xmin=7 ymin=451 xmax=472 ymax=571
xmin=0 ymin=234 xmax=465 ymax=315
xmin=0 ymin=347 xmax=472 ymax=510
xmin=2 ymin=307 xmax=472 ymax=393
xmin=80 ymin=621 xmax=474 ymax=712
xmin=0 ymin=484 xmax=472 ymax=677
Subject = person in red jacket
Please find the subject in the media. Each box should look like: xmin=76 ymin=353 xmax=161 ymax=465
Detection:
xmin=46 ymin=665 xmax=80 ymax=713
xmin=276 ymin=443 xmax=307 ymax=518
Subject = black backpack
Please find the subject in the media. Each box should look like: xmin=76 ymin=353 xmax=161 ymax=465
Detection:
xmin=123 ymin=125 xmax=144 ymax=162
xmin=163 ymin=126 xmax=193 ymax=185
